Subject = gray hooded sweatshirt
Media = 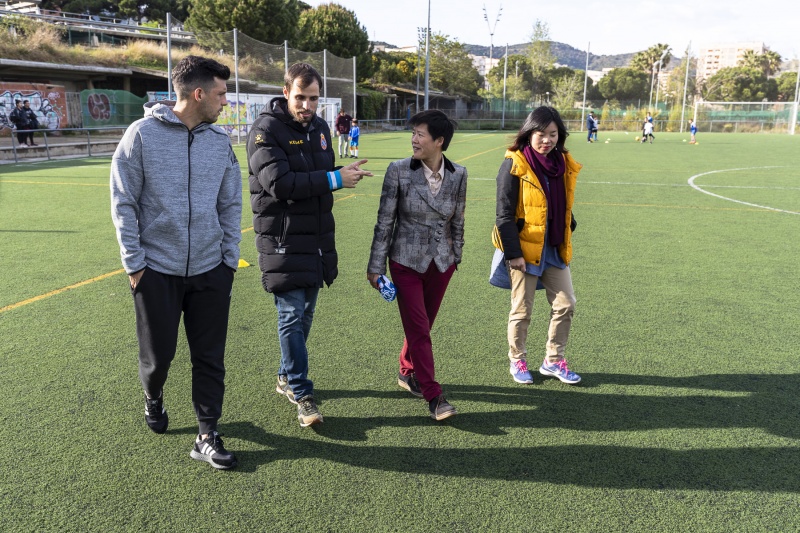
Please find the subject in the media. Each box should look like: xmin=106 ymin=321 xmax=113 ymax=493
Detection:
xmin=111 ymin=101 xmax=242 ymax=277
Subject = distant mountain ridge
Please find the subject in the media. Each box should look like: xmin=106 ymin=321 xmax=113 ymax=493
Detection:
xmin=373 ymin=40 xmax=635 ymax=70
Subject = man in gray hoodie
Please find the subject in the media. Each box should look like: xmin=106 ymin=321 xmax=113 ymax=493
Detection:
xmin=111 ymin=55 xmax=242 ymax=470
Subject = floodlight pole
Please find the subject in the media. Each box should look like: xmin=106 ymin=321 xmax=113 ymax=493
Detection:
xmin=501 ymin=44 xmax=508 ymax=129
xmin=166 ymin=12 xmax=173 ymax=100
xmin=792 ymin=59 xmax=800 ymax=135
xmin=680 ymin=41 xmax=691 ymax=133
xmin=581 ymin=42 xmax=589 ymax=132
xmin=424 ymin=0 xmax=431 ymax=110
xmin=654 ymin=60 xmax=663 ymax=111
xmin=417 ymin=27 xmax=425 ymax=113
xmin=482 ymin=4 xmax=502 ymax=92
xmin=648 ymin=62 xmax=657 ymax=111
xmin=651 ymin=49 xmax=670 ymax=115
xmin=234 ymin=28 xmax=240 ymax=144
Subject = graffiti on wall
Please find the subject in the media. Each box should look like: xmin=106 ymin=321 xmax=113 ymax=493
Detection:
xmin=0 ymin=83 xmax=67 ymax=131
xmin=80 ymin=90 xmax=148 ymax=127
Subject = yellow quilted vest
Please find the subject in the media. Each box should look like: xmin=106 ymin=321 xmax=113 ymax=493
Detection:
xmin=492 ymin=149 xmax=581 ymax=266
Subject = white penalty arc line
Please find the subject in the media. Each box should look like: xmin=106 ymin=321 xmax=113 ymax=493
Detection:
xmin=688 ymin=166 xmax=800 ymax=215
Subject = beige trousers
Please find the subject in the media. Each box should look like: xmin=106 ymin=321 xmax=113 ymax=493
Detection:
xmin=508 ymin=265 xmax=576 ymax=364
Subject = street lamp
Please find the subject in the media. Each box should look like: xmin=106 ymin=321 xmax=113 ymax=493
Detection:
xmin=482 ymin=4 xmax=502 ymax=90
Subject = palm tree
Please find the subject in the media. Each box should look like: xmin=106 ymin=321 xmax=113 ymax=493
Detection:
xmin=762 ymin=50 xmax=783 ymax=76
xmin=738 ymin=49 xmax=763 ymax=71
xmin=738 ymin=49 xmax=783 ymax=77
xmin=630 ymin=43 xmax=672 ymax=76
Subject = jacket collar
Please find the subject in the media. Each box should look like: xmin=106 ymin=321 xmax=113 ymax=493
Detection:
xmin=409 ymin=154 xmax=456 ymax=174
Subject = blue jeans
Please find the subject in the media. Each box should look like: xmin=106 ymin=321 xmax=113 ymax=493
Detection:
xmin=273 ymin=287 xmax=319 ymax=401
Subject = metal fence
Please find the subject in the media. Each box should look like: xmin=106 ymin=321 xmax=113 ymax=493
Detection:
xmin=0 ymin=126 xmax=125 ymax=163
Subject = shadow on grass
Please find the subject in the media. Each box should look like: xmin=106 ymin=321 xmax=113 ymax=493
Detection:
xmin=313 ymin=373 xmax=800 ymax=439
xmin=225 ymin=373 xmax=800 ymax=491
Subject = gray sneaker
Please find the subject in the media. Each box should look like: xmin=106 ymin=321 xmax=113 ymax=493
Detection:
xmin=397 ymin=372 xmax=424 ymax=398
xmin=297 ymin=396 xmax=323 ymax=427
xmin=276 ymin=375 xmax=298 ymax=404
xmin=429 ymin=395 xmax=457 ymax=421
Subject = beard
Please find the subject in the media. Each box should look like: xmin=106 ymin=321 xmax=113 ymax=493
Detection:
xmin=290 ymin=107 xmax=315 ymax=124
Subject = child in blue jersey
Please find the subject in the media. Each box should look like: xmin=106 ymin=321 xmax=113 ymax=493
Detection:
xmin=689 ymin=119 xmax=697 ymax=144
xmin=349 ymin=119 xmax=360 ymax=158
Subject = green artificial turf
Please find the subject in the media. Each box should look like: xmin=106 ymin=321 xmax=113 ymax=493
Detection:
xmin=1 ymin=130 xmax=800 ymax=531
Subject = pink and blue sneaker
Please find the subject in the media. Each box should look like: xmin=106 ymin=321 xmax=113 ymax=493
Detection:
xmin=539 ymin=358 xmax=581 ymax=384
xmin=510 ymin=359 xmax=533 ymax=384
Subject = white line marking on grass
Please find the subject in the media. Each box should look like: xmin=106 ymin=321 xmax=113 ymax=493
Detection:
xmin=582 ymin=180 xmax=800 ymax=190
xmin=688 ymin=166 xmax=800 ymax=215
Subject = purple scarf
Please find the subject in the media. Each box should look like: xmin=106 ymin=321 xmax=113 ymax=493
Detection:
xmin=522 ymin=145 xmax=567 ymax=246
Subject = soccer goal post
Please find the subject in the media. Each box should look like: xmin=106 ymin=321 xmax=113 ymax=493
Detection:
xmin=694 ymin=101 xmax=800 ymax=134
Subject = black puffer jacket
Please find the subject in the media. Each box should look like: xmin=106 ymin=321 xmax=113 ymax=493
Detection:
xmin=247 ymin=97 xmax=337 ymax=293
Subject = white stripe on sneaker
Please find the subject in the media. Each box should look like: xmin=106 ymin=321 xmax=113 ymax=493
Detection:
xmin=200 ymin=443 xmax=216 ymax=457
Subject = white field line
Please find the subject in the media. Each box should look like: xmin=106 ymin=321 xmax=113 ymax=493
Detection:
xmin=687 ymin=166 xmax=800 ymax=215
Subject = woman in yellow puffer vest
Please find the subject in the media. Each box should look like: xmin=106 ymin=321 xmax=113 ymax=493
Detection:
xmin=492 ymin=106 xmax=583 ymax=385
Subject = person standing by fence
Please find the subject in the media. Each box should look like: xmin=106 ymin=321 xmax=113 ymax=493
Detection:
xmin=335 ymin=108 xmax=352 ymax=159
xmin=9 ymin=100 xmax=31 ymax=147
xmin=22 ymin=100 xmax=39 ymax=146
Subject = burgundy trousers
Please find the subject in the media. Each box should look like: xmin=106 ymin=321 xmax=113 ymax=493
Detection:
xmin=389 ymin=260 xmax=456 ymax=401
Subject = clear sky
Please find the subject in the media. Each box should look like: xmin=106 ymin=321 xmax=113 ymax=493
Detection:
xmin=303 ymin=0 xmax=797 ymax=60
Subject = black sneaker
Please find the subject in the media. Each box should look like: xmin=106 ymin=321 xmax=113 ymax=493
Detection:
xmin=276 ymin=375 xmax=298 ymax=404
xmin=144 ymin=392 xmax=168 ymax=434
xmin=429 ymin=395 xmax=457 ymax=421
xmin=297 ymin=396 xmax=323 ymax=427
xmin=397 ymin=372 xmax=424 ymax=398
xmin=190 ymin=431 xmax=238 ymax=470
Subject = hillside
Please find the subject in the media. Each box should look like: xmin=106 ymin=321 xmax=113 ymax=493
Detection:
xmin=464 ymin=42 xmax=635 ymax=70
xmin=373 ymin=40 xmax=636 ymax=70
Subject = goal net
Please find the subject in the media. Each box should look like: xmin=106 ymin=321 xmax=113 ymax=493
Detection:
xmin=694 ymin=101 xmax=800 ymax=134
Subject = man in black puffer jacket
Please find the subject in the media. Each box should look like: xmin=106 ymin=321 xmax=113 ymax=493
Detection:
xmin=247 ymin=62 xmax=372 ymax=428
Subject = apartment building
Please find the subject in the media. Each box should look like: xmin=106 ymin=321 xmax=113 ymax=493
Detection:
xmin=697 ymin=42 xmax=765 ymax=80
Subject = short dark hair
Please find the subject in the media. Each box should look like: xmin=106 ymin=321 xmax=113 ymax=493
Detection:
xmin=23 ymin=99 xmax=30 ymax=104
xmin=172 ymin=55 xmax=231 ymax=100
xmin=510 ymin=106 xmax=570 ymax=154
xmin=285 ymin=63 xmax=323 ymax=91
xmin=408 ymin=110 xmax=456 ymax=151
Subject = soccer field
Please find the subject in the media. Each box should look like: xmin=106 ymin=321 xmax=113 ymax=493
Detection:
xmin=2 ymin=130 xmax=800 ymax=531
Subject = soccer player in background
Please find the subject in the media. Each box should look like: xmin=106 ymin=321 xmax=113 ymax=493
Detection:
xmin=349 ymin=119 xmax=360 ymax=158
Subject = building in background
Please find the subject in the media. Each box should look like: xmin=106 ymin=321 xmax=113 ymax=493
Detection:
xmin=697 ymin=42 xmax=765 ymax=80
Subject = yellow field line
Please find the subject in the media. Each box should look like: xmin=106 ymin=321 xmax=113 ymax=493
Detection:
xmin=0 ymin=269 xmax=125 ymax=314
xmin=451 ymin=132 xmax=505 ymax=144
xmin=454 ymin=144 xmax=508 ymax=163
xmin=1 ymin=180 xmax=107 ymax=187
xmin=1 ymin=193 xmax=362 ymax=314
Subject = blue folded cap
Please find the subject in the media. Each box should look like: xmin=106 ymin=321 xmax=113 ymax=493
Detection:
xmin=376 ymin=274 xmax=396 ymax=302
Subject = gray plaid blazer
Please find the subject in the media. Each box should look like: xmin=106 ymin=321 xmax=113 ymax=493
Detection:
xmin=368 ymin=155 xmax=467 ymax=275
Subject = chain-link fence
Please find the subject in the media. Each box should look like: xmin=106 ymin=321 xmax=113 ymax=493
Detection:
xmin=178 ymin=21 xmax=356 ymax=138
